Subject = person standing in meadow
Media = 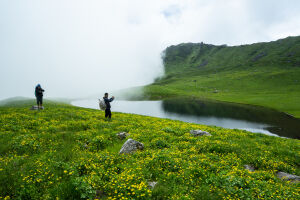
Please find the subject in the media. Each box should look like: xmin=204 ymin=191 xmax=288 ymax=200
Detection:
xmin=103 ymin=93 xmax=114 ymax=119
xmin=35 ymin=84 xmax=45 ymax=109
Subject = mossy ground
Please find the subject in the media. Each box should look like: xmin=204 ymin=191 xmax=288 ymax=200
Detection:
xmin=0 ymin=101 xmax=299 ymax=199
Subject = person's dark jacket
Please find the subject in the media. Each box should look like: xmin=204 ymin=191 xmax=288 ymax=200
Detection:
xmin=103 ymin=97 xmax=114 ymax=109
xmin=35 ymin=86 xmax=44 ymax=97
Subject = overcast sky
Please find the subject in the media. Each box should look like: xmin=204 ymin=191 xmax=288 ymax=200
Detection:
xmin=1 ymin=0 xmax=300 ymax=100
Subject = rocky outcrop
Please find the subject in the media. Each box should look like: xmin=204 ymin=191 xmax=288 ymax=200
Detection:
xmin=190 ymin=130 xmax=212 ymax=136
xmin=116 ymin=132 xmax=129 ymax=140
xmin=119 ymin=139 xmax=144 ymax=154
xmin=244 ymin=165 xmax=255 ymax=172
xmin=148 ymin=181 xmax=157 ymax=189
xmin=30 ymin=106 xmax=44 ymax=110
xmin=83 ymin=143 xmax=89 ymax=149
xmin=276 ymin=171 xmax=300 ymax=183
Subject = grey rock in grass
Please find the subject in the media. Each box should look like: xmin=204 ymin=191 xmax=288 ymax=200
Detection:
xmin=244 ymin=165 xmax=255 ymax=172
xmin=83 ymin=143 xmax=89 ymax=149
xmin=119 ymin=139 xmax=144 ymax=154
xmin=213 ymin=90 xmax=219 ymax=93
xmin=30 ymin=105 xmax=44 ymax=110
xmin=148 ymin=181 xmax=158 ymax=189
xmin=276 ymin=171 xmax=300 ymax=183
xmin=190 ymin=130 xmax=212 ymax=137
xmin=30 ymin=106 xmax=38 ymax=110
xmin=116 ymin=132 xmax=129 ymax=140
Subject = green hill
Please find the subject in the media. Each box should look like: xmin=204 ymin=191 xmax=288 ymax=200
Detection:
xmin=0 ymin=96 xmax=32 ymax=106
xmin=143 ymin=36 xmax=300 ymax=118
xmin=0 ymin=101 xmax=299 ymax=199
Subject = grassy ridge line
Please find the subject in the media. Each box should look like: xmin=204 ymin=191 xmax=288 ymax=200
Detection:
xmin=143 ymin=36 xmax=300 ymax=118
xmin=0 ymin=101 xmax=299 ymax=199
xmin=0 ymin=98 xmax=72 ymax=108
xmin=162 ymin=36 xmax=300 ymax=75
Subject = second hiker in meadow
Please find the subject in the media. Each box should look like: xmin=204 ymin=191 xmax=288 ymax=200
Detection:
xmin=103 ymin=93 xmax=115 ymax=119
xmin=35 ymin=84 xmax=45 ymax=109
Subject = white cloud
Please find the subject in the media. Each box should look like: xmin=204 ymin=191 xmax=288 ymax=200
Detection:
xmin=0 ymin=0 xmax=300 ymax=99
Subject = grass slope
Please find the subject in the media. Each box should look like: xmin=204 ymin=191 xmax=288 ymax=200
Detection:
xmin=143 ymin=36 xmax=300 ymax=118
xmin=0 ymin=101 xmax=299 ymax=199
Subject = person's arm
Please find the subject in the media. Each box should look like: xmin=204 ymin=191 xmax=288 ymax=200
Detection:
xmin=108 ymin=97 xmax=114 ymax=102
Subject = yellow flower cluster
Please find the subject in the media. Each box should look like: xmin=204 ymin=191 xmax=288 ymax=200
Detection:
xmin=0 ymin=102 xmax=299 ymax=199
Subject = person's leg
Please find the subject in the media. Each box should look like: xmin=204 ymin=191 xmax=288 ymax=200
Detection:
xmin=105 ymin=109 xmax=108 ymax=118
xmin=108 ymin=109 xmax=112 ymax=119
xmin=37 ymin=97 xmax=41 ymax=109
xmin=40 ymin=97 xmax=43 ymax=109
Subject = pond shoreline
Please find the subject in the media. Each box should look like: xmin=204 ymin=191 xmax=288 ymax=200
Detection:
xmin=71 ymin=98 xmax=300 ymax=139
xmin=135 ymin=95 xmax=300 ymax=120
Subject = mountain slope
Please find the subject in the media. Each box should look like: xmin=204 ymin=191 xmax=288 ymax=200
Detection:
xmin=143 ymin=36 xmax=300 ymax=118
xmin=162 ymin=36 xmax=300 ymax=74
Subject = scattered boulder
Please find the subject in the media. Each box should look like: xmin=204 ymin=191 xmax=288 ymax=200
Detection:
xmin=119 ymin=139 xmax=144 ymax=154
xmin=276 ymin=171 xmax=300 ymax=183
xmin=116 ymin=132 xmax=129 ymax=140
xmin=30 ymin=106 xmax=44 ymax=110
xmin=83 ymin=143 xmax=89 ymax=149
xmin=148 ymin=181 xmax=158 ymax=190
xmin=190 ymin=130 xmax=212 ymax=137
xmin=244 ymin=165 xmax=255 ymax=172
xmin=30 ymin=106 xmax=37 ymax=110
xmin=213 ymin=90 xmax=219 ymax=93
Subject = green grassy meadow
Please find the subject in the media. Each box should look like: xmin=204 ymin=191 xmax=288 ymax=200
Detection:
xmin=142 ymin=36 xmax=300 ymax=118
xmin=0 ymin=100 xmax=299 ymax=199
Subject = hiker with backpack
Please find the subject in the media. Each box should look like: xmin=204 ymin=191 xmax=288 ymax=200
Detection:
xmin=35 ymin=84 xmax=45 ymax=109
xmin=101 ymin=93 xmax=115 ymax=119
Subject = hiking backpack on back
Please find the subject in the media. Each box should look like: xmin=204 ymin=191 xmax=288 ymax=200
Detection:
xmin=99 ymin=99 xmax=106 ymax=110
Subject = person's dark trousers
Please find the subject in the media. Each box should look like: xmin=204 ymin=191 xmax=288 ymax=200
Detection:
xmin=105 ymin=108 xmax=112 ymax=118
xmin=36 ymin=96 xmax=43 ymax=105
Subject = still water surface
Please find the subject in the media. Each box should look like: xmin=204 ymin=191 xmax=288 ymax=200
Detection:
xmin=72 ymin=99 xmax=300 ymax=139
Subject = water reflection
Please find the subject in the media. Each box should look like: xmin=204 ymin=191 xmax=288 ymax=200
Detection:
xmin=71 ymin=98 xmax=300 ymax=139
xmin=162 ymin=98 xmax=300 ymax=139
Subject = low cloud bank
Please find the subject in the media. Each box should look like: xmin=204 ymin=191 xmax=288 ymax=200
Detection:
xmin=1 ymin=0 xmax=300 ymax=100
